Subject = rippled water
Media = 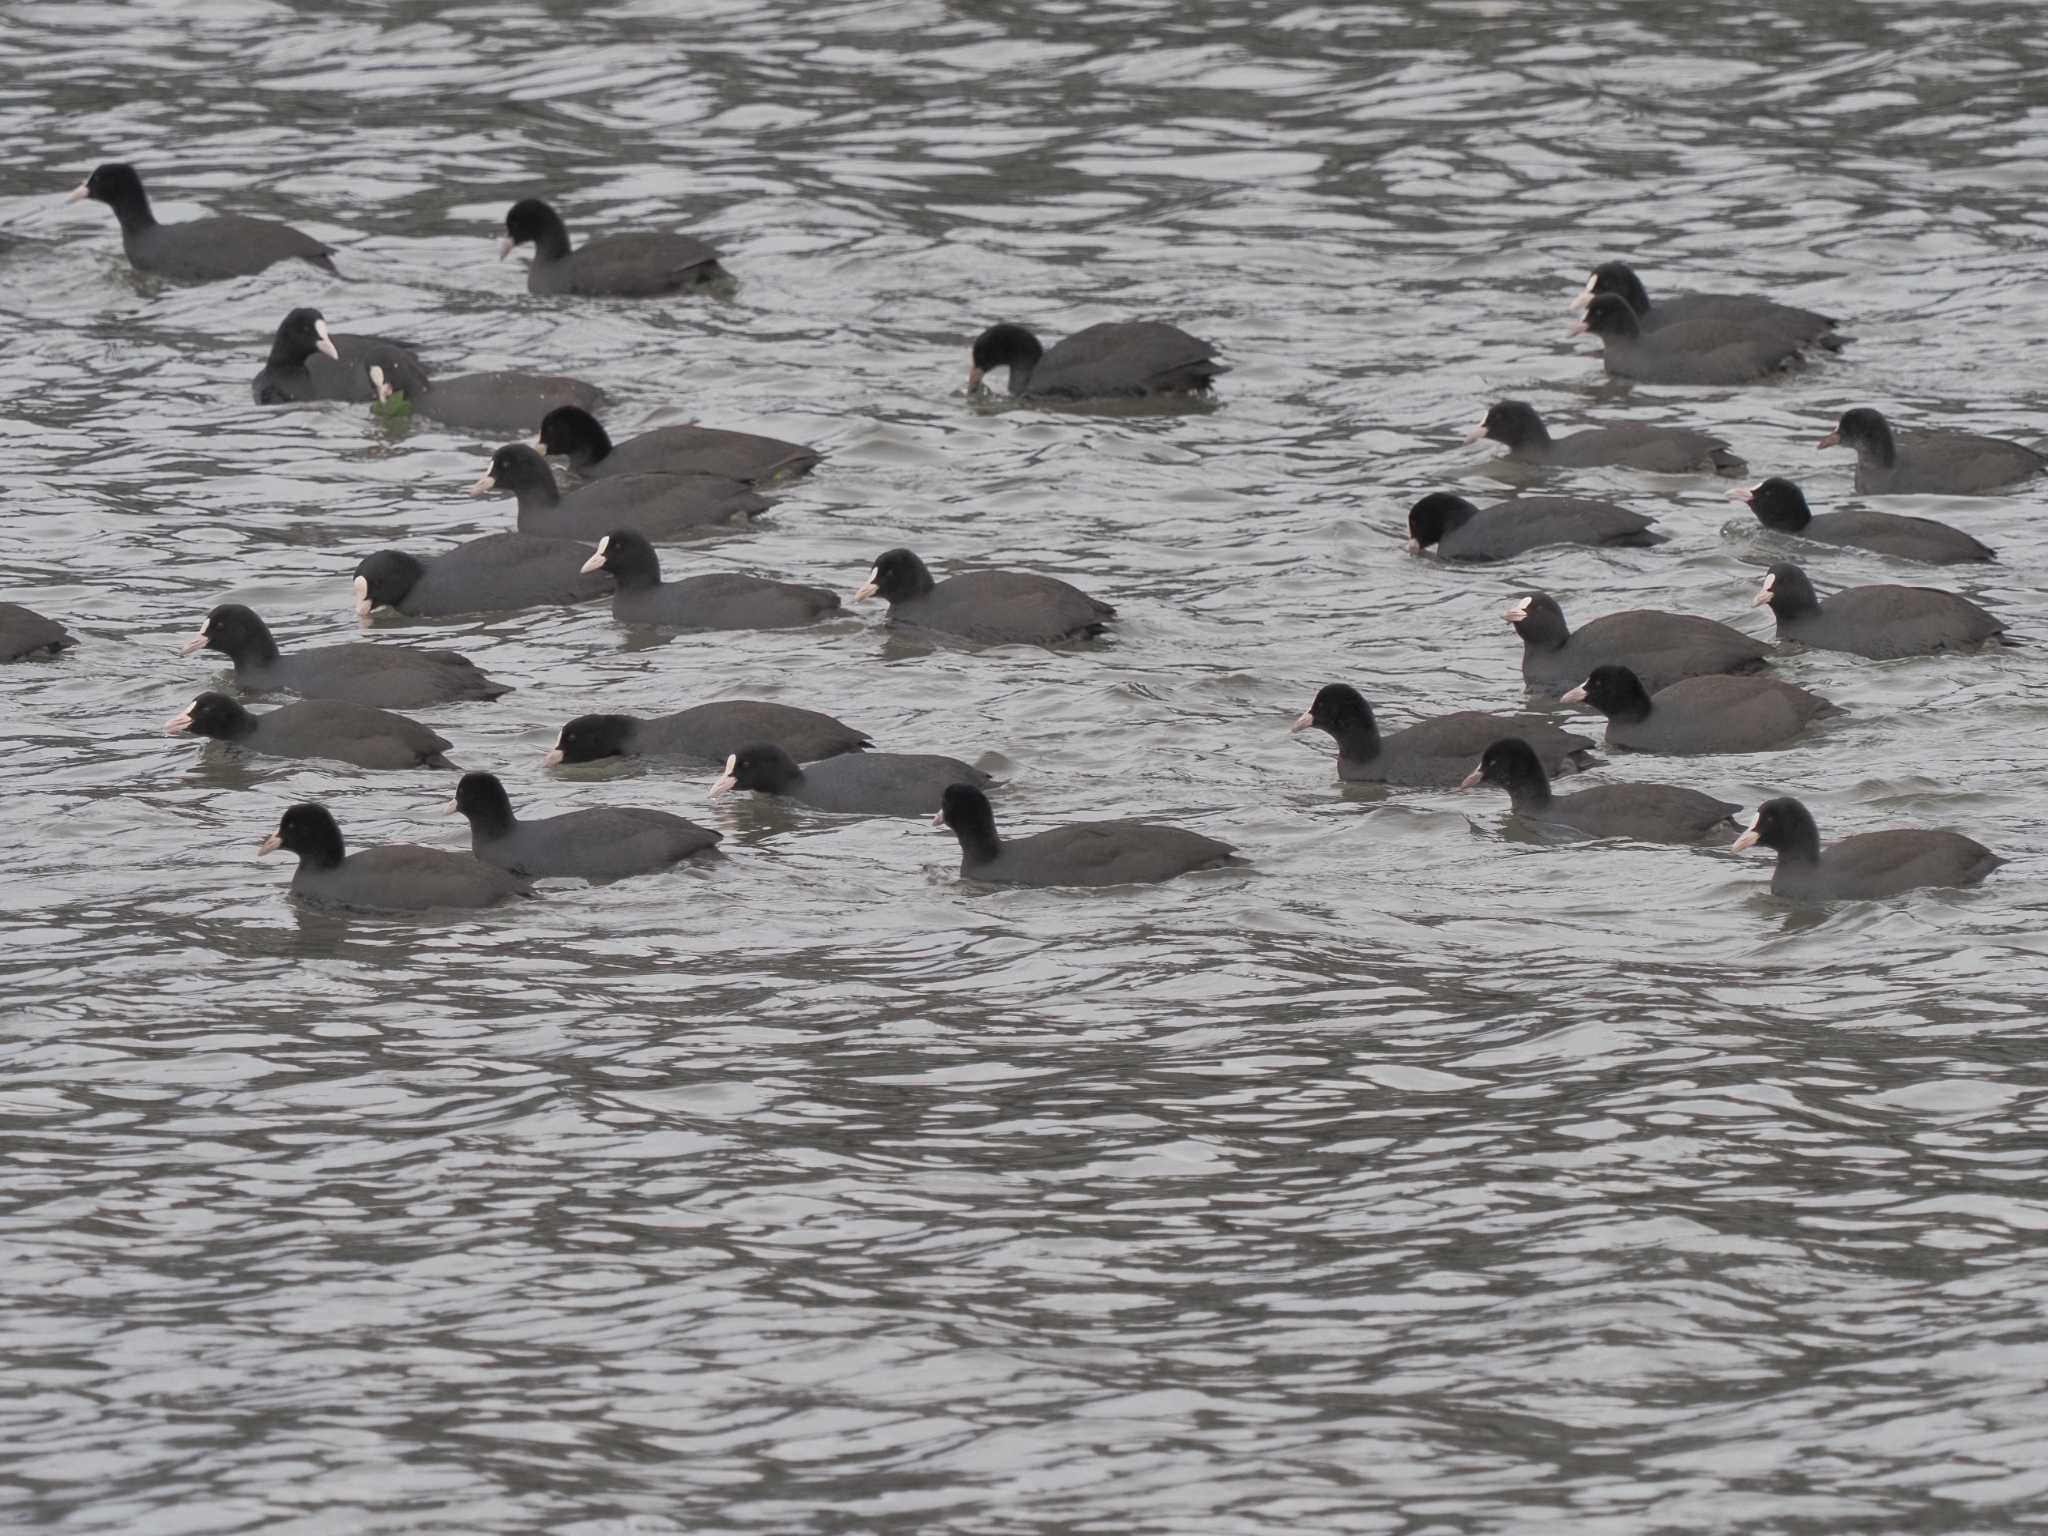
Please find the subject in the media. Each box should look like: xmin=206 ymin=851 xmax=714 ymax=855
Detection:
xmin=6 ymin=2 xmax=2048 ymax=1530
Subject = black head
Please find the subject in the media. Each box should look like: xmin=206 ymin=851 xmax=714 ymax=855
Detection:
xmin=1407 ymin=492 xmax=1480 ymax=552
xmin=267 ymin=307 xmax=337 ymax=368
xmin=473 ymin=443 xmax=557 ymax=501
xmin=1474 ymin=400 xmax=1547 ymax=451
xmin=934 ymin=782 xmax=1001 ymax=859
xmin=166 ymin=690 xmax=255 ymax=741
xmin=1576 ymin=293 xmax=1643 ymax=341
xmin=855 ymin=548 xmax=936 ymax=604
xmin=259 ymin=802 xmax=346 ymax=868
xmin=1503 ymin=591 xmax=1568 ymax=651
xmin=1755 ymin=562 xmax=1821 ymax=622
xmin=452 ymin=771 xmax=516 ymax=834
xmin=547 ymin=714 xmax=636 ymax=766
xmin=502 ymin=197 xmax=570 ymax=257
xmin=1291 ymin=682 xmax=1375 ymax=741
xmin=1461 ymin=737 xmax=1552 ymax=808
xmin=1583 ymin=260 xmax=1651 ymax=316
xmin=1733 ymin=796 xmax=1821 ymax=864
xmin=1740 ymin=477 xmax=1812 ymax=532
xmin=1822 ymin=407 xmax=1894 ymax=463
xmin=75 ymin=163 xmax=151 ymax=222
xmin=1563 ymin=664 xmax=1652 ymax=722
xmin=535 ymin=405 xmax=613 ymax=467
xmin=353 ymin=551 xmax=424 ymax=616
xmin=967 ymin=323 xmax=1044 ymax=390
xmin=718 ymin=743 xmax=803 ymax=795
xmin=581 ymin=530 xmax=661 ymax=588
xmin=184 ymin=603 xmax=277 ymax=665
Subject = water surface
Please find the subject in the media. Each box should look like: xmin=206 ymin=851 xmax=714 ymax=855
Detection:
xmin=4 ymin=2 xmax=2048 ymax=1531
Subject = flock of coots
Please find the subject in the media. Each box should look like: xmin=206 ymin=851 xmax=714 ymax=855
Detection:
xmin=8 ymin=165 xmax=2023 ymax=911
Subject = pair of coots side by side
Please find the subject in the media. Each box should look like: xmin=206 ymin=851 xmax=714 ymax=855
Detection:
xmin=2 ymin=603 xmax=77 ymax=661
xmin=546 ymin=705 xmax=871 ymax=769
xmin=471 ymin=444 xmax=768 ymax=542
xmin=1462 ymin=743 xmax=2000 ymax=899
xmin=581 ymin=532 xmax=840 ymax=631
xmin=1461 ymin=738 xmax=1740 ymax=844
xmin=166 ymin=692 xmax=456 ymax=771
xmin=262 ymin=803 xmax=531 ymax=912
xmin=501 ymin=197 xmax=725 ymax=296
xmin=1471 ymin=399 xmax=1746 ymax=476
xmin=451 ymin=772 xmax=719 ymax=882
xmin=536 ymin=405 xmax=819 ymax=485
xmin=1737 ymin=478 xmax=1994 ymax=565
xmin=252 ymin=308 xmax=426 ymax=406
xmin=1752 ymin=564 xmax=2010 ymax=659
xmin=354 ymin=535 xmax=611 ymax=620
xmin=852 ymin=549 xmax=1115 ymax=646
xmin=712 ymin=744 xmax=990 ymax=818
xmin=182 ymin=604 xmax=507 ymax=709
xmin=255 ymin=308 xmax=602 ymax=430
xmin=1575 ymin=293 xmax=1811 ymax=387
xmin=1407 ymin=492 xmax=1665 ymax=562
xmin=968 ymin=321 xmax=1223 ymax=400
xmin=1820 ymin=407 xmax=2047 ymax=496
xmin=72 ymin=163 xmax=337 ymax=281
xmin=1561 ymin=667 xmax=1837 ymax=755
xmin=1292 ymin=683 xmax=1597 ymax=787
xmin=1572 ymin=261 xmax=1844 ymax=350
xmin=1506 ymin=592 xmax=1770 ymax=697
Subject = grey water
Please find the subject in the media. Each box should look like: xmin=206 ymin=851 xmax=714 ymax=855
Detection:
xmin=5 ymin=1 xmax=2048 ymax=1530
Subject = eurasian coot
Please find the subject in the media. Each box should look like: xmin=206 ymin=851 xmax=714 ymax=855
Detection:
xmin=711 ymin=743 xmax=988 ymax=817
xmin=1752 ymin=563 xmax=2009 ymax=659
xmin=852 ymin=548 xmax=1114 ymax=645
xmin=251 ymin=307 xmax=425 ymax=405
xmin=1 ymin=603 xmax=75 ymax=661
xmin=352 ymin=535 xmax=610 ymax=619
xmin=1736 ymin=478 xmax=1993 ymax=565
xmin=1407 ymin=492 xmax=1665 ymax=562
xmin=933 ymin=783 xmax=1240 ymax=887
xmin=1469 ymin=399 xmax=1745 ymax=475
xmin=1819 ymin=407 xmax=2046 ymax=496
xmin=501 ymin=197 xmax=724 ymax=296
xmin=167 ymin=691 xmax=456 ymax=770
xmin=1460 ymin=736 xmax=1740 ymax=843
xmin=1506 ymin=591 xmax=1770 ymax=696
xmin=261 ymin=802 xmax=532 ymax=912
xmin=1571 ymin=261 xmax=1841 ymax=349
xmin=182 ymin=603 xmax=508 ymax=708
xmin=1575 ymin=294 xmax=1807 ymax=386
xmin=1562 ymin=667 xmax=1836 ymax=755
xmin=470 ymin=444 xmax=766 ymax=541
xmin=546 ymin=706 xmax=870 ymax=768
xmin=1734 ymin=797 xmax=2003 ymax=901
xmin=450 ymin=771 xmax=719 ymax=881
xmin=967 ymin=321 xmax=1223 ymax=399
xmin=72 ymin=163 xmax=337 ymax=280
xmin=1291 ymin=682 xmax=1596 ymax=787
xmin=536 ymin=405 xmax=819 ymax=484
xmin=370 ymin=364 xmax=605 ymax=436
xmin=581 ymin=532 xmax=839 ymax=630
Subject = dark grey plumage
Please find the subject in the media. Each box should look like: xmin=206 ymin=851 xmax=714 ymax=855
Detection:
xmin=1738 ymin=478 xmax=1993 ymax=565
xmin=934 ymin=784 xmax=1240 ymax=887
xmin=1734 ymin=797 xmax=2002 ymax=901
xmin=1752 ymin=563 xmax=2009 ymax=660
xmin=1506 ymin=591 xmax=1770 ymax=697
